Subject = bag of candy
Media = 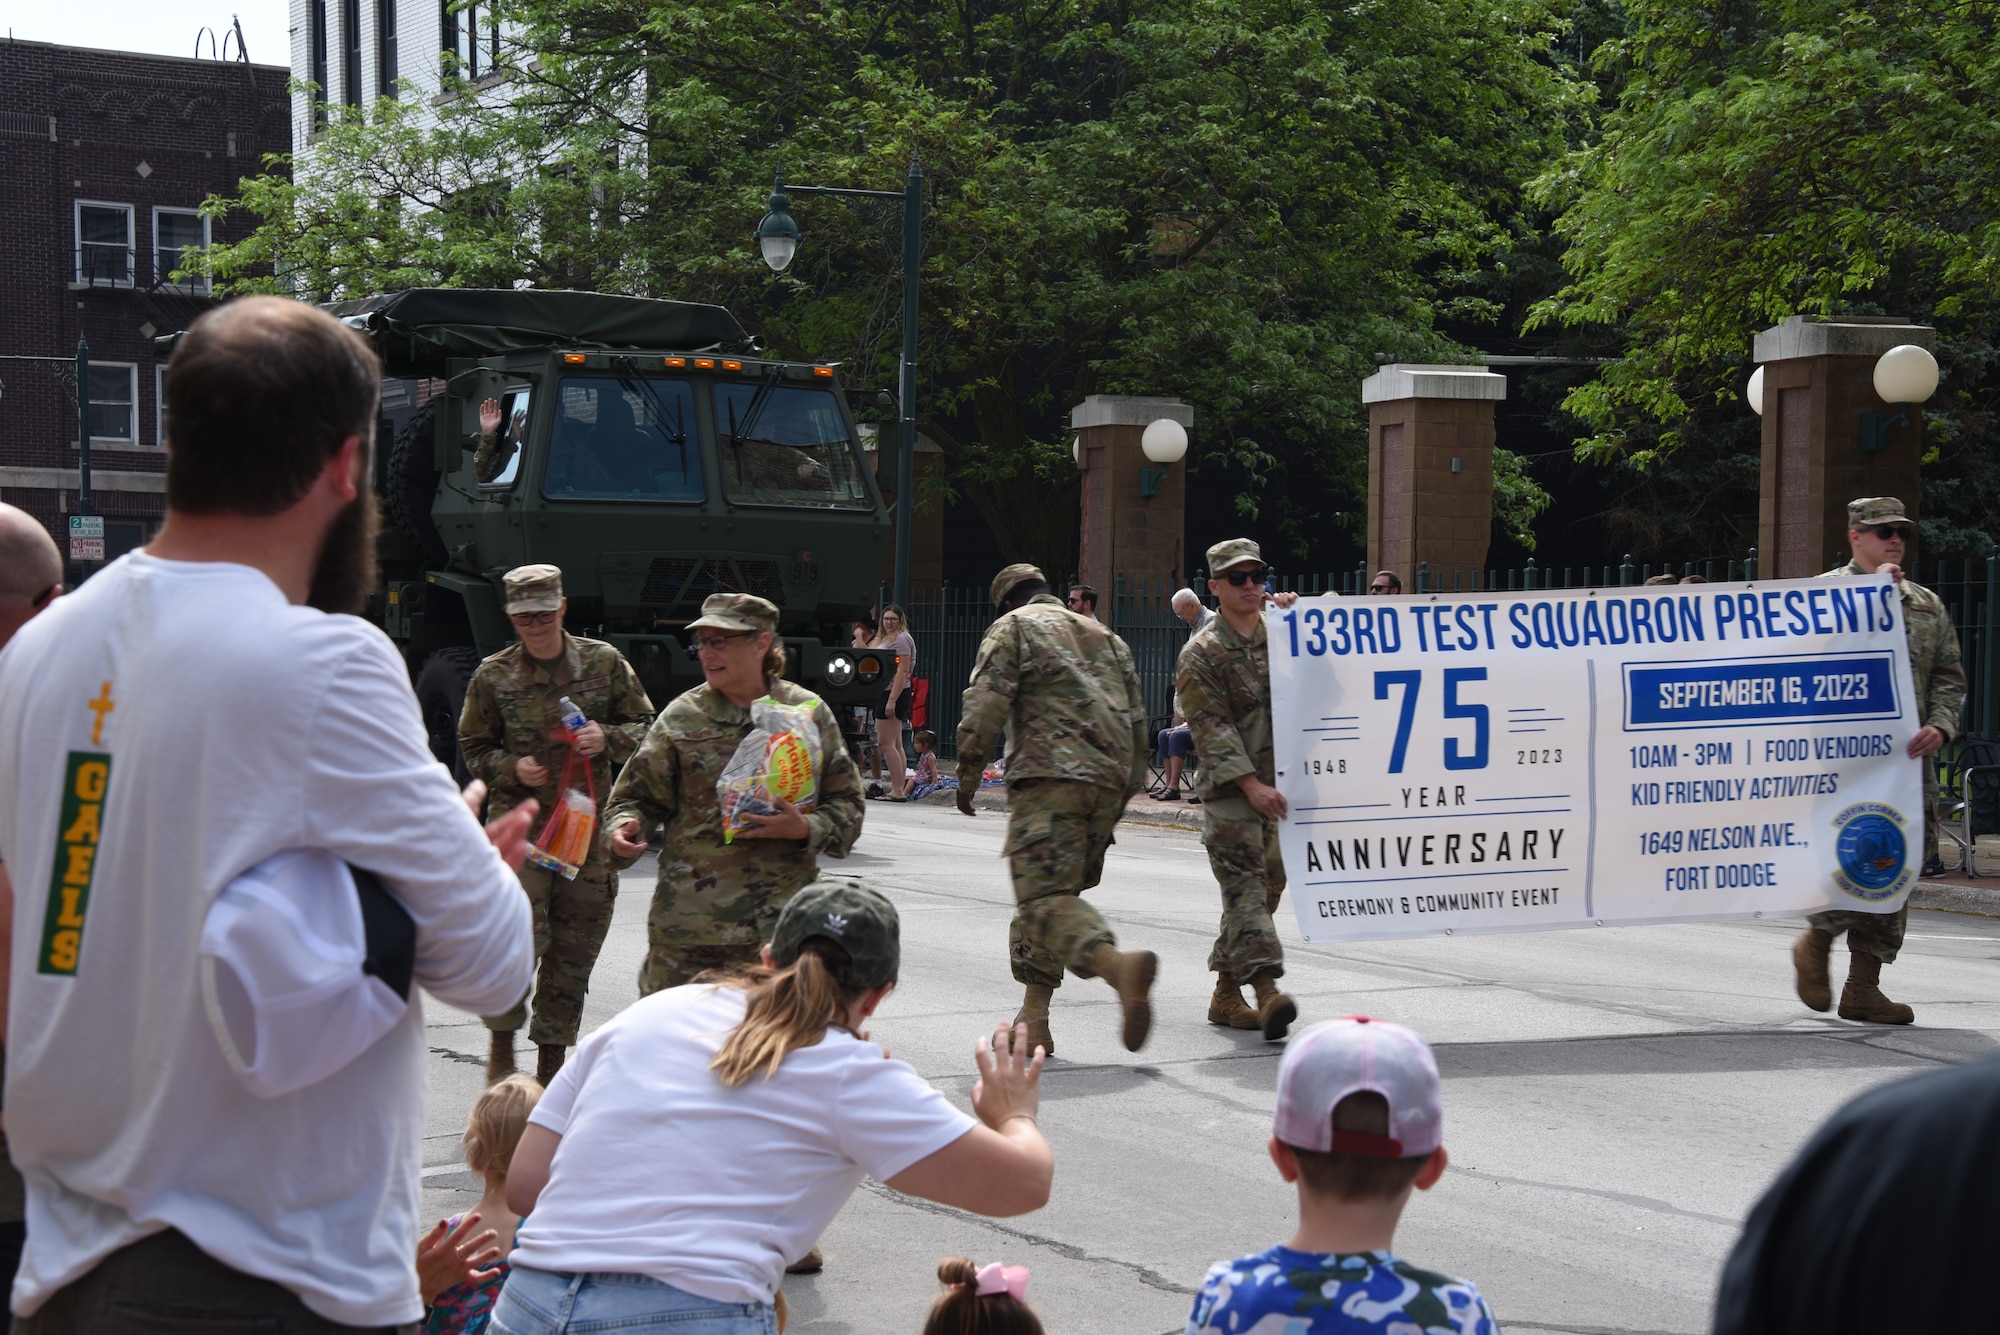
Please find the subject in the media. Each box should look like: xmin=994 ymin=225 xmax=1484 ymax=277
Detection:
xmin=718 ymin=695 xmax=824 ymax=843
xmin=527 ymin=701 xmax=597 ymax=878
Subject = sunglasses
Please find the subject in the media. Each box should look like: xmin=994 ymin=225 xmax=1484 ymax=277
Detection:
xmin=693 ymin=632 xmax=750 ymax=653
xmin=1859 ymin=524 xmax=1910 ymax=540
xmin=510 ymin=609 xmax=560 ymax=626
xmin=1369 ymin=583 xmax=1395 ymax=592
xmin=1221 ymin=567 xmax=1269 ymax=587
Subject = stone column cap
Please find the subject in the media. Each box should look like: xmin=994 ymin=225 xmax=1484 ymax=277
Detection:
xmin=1753 ymin=314 xmax=1936 ymax=363
xmin=1361 ymin=364 xmax=1506 ymax=403
xmin=1068 ymin=394 xmax=1193 ymax=430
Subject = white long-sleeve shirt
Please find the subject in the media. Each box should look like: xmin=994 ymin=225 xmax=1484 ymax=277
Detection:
xmin=0 ymin=553 xmax=532 ymax=1325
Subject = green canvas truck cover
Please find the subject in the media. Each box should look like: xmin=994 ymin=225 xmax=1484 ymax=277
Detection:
xmin=323 ymin=288 xmax=752 ymax=372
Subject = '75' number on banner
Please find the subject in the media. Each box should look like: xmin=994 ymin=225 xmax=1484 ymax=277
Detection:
xmin=1370 ymin=669 xmax=1490 ymax=773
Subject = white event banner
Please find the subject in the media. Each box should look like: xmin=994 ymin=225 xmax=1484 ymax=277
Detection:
xmin=1269 ymin=575 xmax=1923 ymax=942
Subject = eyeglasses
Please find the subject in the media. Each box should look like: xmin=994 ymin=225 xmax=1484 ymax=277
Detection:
xmin=1859 ymin=524 xmax=1910 ymax=540
xmin=30 ymin=583 xmax=58 ymax=609
xmin=510 ymin=609 xmax=560 ymax=626
xmin=1221 ymin=567 xmax=1269 ymax=587
xmin=693 ymin=632 xmax=750 ymax=653
xmin=1369 ymin=582 xmax=1395 ymax=593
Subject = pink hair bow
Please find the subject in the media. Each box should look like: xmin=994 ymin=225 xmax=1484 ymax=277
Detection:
xmin=974 ymin=1262 xmax=1029 ymax=1302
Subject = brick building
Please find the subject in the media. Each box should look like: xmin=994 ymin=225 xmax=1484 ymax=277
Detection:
xmin=0 ymin=39 xmax=289 ymax=576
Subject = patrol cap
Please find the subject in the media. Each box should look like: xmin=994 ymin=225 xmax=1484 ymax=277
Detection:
xmin=686 ymin=592 xmax=780 ymax=635
xmin=503 ymin=564 xmax=564 ymax=614
xmin=1272 ymin=1016 xmax=1443 ymax=1160
xmin=770 ymin=879 xmax=900 ymax=990
xmin=1206 ymin=538 xmax=1264 ymax=573
xmin=990 ymin=562 xmax=1046 ymax=607
xmin=1848 ymin=497 xmax=1914 ymax=531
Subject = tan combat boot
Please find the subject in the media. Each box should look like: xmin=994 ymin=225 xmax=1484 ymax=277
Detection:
xmin=1014 ymin=984 xmax=1056 ymax=1057
xmin=1248 ymin=973 xmax=1298 ymax=1041
xmin=485 ymin=1029 xmax=517 ymax=1085
xmin=1207 ymin=972 xmax=1261 ymax=1030
xmin=1085 ymin=944 xmax=1158 ymax=1052
xmin=536 ymin=1043 xmax=566 ymax=1086
xmin=1793 ymin=927 xmax=1834 ymax=1012
xmin=1838 ymin=950 xmax=1914 ymax=1025
xmin=785 ymin=1245 xmax=824 ymax=1274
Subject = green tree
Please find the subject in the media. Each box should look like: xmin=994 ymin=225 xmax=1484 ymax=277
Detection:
xmin=1529 ymin=0 xmax=2000 ymax=560
xmin=205 ymin=0 xmax=1585 ymax=576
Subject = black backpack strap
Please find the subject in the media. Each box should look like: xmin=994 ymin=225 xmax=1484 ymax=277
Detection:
xmin=350 ymin=866 xmax=416 ymax=1002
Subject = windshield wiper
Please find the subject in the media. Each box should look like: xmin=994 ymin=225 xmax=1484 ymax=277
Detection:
xmin=726 ymin=367 xmax=786 ymax=481
xmin=612 ymin=362 xmax=689 ymax=477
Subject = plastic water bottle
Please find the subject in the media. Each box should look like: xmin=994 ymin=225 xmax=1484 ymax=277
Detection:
xmin=557 ymin=696 xmax=587 ymax=734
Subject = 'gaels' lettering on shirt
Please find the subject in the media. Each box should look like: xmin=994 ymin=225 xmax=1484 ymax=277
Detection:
xmin=41 ymin=752 xmax=110 ymax=976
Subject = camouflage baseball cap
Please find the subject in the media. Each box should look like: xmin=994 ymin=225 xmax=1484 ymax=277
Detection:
xmin=1206 ymin=538 xmax=1264 ymax=572
xmin=686 ymin=592 xmax=779 ymax=635
xmin=1848 ymin=497 xmax=1914 ymax=530
xmin=502 ymin=564 xmax=564 ymax=614
xmin=990 ymin=562 xmax=1046 ymax=607
xmin=770 ymin=879 xmax=900 ymax=989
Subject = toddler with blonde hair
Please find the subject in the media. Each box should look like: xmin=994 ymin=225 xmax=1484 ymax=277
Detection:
xmin=417 ymin=1074 xmax=542 ymax=1333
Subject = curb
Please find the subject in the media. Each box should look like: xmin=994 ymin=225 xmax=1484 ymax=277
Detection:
xmin=1912 ymin=879 xmax=2000 ymax=918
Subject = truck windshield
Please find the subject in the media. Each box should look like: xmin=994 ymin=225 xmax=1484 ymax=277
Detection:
xmin=715 ymin=381 xmax=871 ymax=510
xmin=544 ymin=376 xmax=701 ymax=503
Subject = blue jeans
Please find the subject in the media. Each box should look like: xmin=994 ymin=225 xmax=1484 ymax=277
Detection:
xmin=490 ymin=1266 xmax=776 ymax=1334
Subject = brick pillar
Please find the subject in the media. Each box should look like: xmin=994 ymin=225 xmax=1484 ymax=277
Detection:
xmin=1361 ymin=365 xmax=1506 ymax=586
xmin=1754 ymin=316 xmax=1936 ymax=578
xmin=1072 ymin=394 xmax=1192 ymax=593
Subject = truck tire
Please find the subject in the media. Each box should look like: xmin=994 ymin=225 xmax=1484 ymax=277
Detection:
xmin=385 ymin=403 xmax=448 ymax=567
xmin=415 ymin=645 xmax=483 ymax=785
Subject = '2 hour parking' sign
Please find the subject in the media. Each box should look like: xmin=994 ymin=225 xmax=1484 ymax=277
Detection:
xmin=1269 ymin=575 xmax=1922 ymax=942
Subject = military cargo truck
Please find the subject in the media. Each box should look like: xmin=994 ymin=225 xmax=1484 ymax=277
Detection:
xmin=327 ymin=288 xmax=898 ymax=778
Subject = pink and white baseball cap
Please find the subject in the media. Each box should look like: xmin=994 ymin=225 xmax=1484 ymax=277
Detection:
xmin=1272 ymin=1016 xmax=1443 ymax=1159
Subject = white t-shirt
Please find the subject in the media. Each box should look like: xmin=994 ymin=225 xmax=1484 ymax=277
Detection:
xmin=0 ymin=553 xmax=533 ymax=1325
xmin=514 ymin=983 xmax=977 ymax=1306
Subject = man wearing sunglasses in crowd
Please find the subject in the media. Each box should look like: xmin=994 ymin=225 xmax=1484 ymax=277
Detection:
xmin=1176 ymin=540 xmax=1303 ymax=1041
xmin=1791 ymin=498 xmax=1965 ymax=1027
xmin=0 ymin=502 xmax=63 ymax=650
xmin=459 ymin=563 xmax=657 ymax=1084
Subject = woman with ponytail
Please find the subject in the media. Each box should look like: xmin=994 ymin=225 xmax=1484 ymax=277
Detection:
xmin=924 ymin=1258 xmax=1045 ymax=1335
xmin=492 ymin=881 xmax=1050 ymax=1335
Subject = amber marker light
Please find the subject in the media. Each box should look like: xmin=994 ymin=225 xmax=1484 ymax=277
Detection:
xmin=694 ymin=358 xmax=716 ymax=370
xmin=722 ymin=359 xmax=744 ymax=371
xmin=663 ymin=356 xmax=687 ymax=368
xmin=563 ymin=353 xmax=586 ymax=364
xmin=813 ymin=366 xmax=834 ymax=378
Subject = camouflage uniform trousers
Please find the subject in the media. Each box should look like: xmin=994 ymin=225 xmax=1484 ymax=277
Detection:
xmin=1201 ymin=795 xmax=1286 ymax=981
xmin=1004 ymin=779 xmax=1123 ymax=990
xmin=1807 ymin=904 xmax=1907 ymax=964
xmin=637 ymin=856 xmax=813 ymax=996
xmin=483 ymin=861 xmax=618 ymax=1046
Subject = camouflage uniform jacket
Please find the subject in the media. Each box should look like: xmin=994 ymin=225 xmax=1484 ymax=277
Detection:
xmin=458 ymin=634 xmax=655 ymax=865
xmin=602 ymin=677 xmax=864 ymax=886
xmin=955 ymin=594 xmax=1149 ymax=796
xmin=1176 ymin=611 xmax=1274 ymax=803
xmin=1822 ymin=561 xmax=1967 ymax=740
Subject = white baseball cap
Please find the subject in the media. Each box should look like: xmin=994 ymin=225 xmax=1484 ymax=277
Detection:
xmin=1272 ymin=1016 xmax=1443 ymax=1158
xmin=199 ymin=850 xmax=411 ymax=1099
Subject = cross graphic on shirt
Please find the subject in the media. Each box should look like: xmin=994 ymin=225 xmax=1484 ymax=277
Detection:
xmin=86 ymin=681 xmax=115 ymax=746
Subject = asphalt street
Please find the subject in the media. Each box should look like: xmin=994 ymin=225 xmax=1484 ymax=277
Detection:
xmin=420 ymin=803 xmax=2000 ymax=1335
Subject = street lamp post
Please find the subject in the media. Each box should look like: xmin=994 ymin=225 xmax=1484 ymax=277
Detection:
xmin=756 ymin=161 xmax=925 ymax=608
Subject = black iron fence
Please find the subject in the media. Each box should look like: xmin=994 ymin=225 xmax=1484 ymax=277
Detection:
xmin=892 ymin=548 xmax=1999 ymax=758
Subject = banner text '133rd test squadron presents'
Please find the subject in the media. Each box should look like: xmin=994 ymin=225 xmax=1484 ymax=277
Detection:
xmin=1269 ymin=576 xmax=1921 ymax=942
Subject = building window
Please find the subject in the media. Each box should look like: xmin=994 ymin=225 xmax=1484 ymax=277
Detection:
xmin=310 ymin=0 xmax=330 ymax=122
xmin=442 ymin=0 xmax=496 ymax=78
xmin=378 ymin=0 xmax=399 ymax=96
xmin=343 ymin=0 xmax=363 ymax=106
xmin=154 ymin=209 xmax=209 ymax=292
xmin=86 ymin=364 xmax=137 ymax=445
xmin=155 ymin=365 xmax=170 ymax=447
xmin=75 ymin=201 xmax=134 ymax=286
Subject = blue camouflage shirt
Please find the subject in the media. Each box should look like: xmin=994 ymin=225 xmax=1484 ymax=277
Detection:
xmin=1187 ymin=1247 xmax=1499 ymax=1334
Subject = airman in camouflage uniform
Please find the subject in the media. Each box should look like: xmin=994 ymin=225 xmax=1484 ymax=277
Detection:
xmin=603 ymin=593 xmax=865 ymax=996
xmin=1178 ymin=538 xmax=1301 ymax=1040
xmin=956 ymin=563 xmax=1158 ymax=1054
xmin=460 ymin=564 xmax=655 ymax=1084
xmin=1796 ymin=498 xmax=1967 ymax=1025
